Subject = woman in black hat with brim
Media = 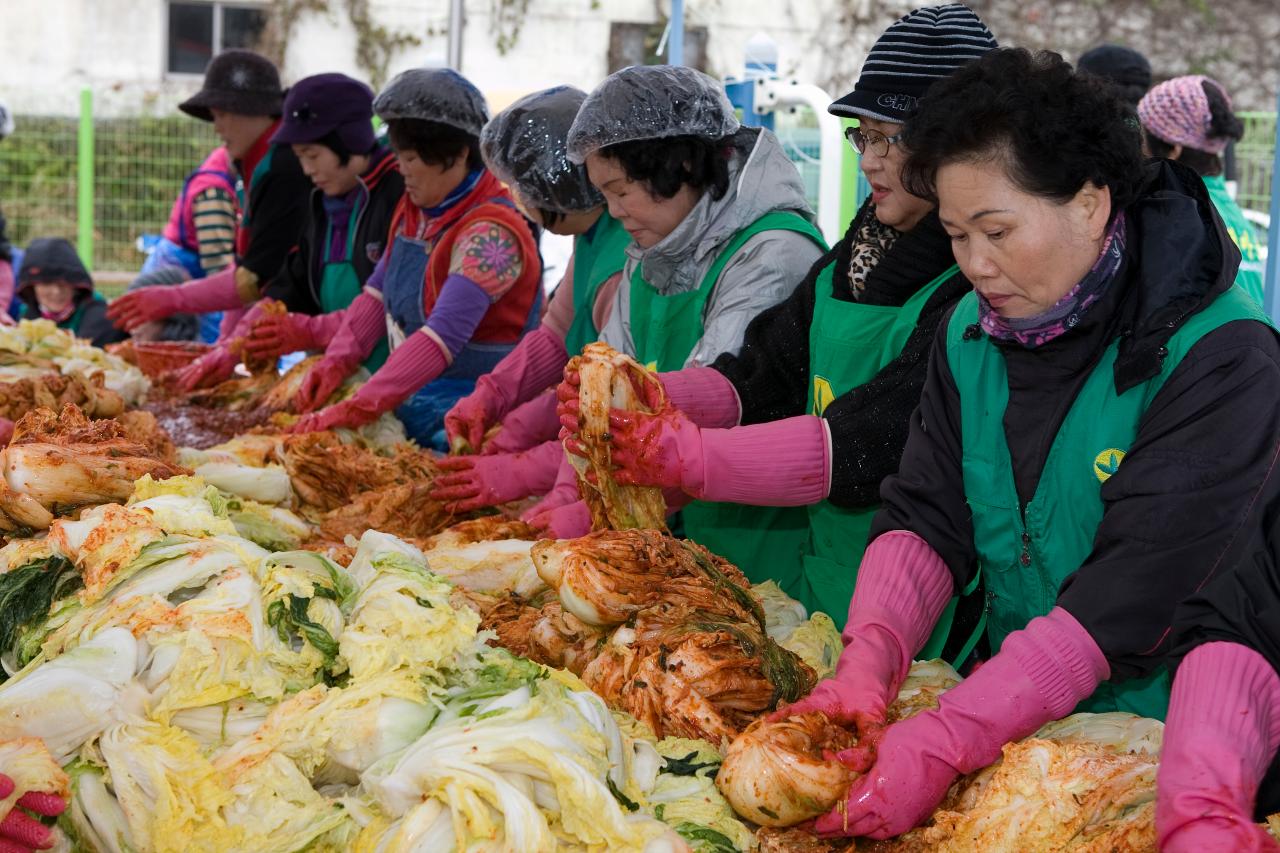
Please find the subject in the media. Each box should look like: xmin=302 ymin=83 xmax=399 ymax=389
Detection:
xmin=170 ymin=73 xmax=406 ymax=389
xmin=108 ymin=50 xmax=311 ymax=350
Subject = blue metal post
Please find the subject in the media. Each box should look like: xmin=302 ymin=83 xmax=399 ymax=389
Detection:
xmin=668 ymin=0 xmax=684 ymax=66
xmin=1265 ymin=94 xmax=1280 ymax=321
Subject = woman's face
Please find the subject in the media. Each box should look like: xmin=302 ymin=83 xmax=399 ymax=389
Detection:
xmin=34 ymin=281 xmax=74 ymax=313
xmin=395 ymin=147 xmax=470 ymax=209
xmin=857 ymin=118 xmax=934 ymax=232
xmin=584 ymin=152 xmax=701 ymax=249
xmin=938 ymin=158 xmax=1112 ymax=319
xmin=209 ymin=109 xmax=271 ymax=160
xmin=293 ymin=143 xmax=365 ymax=197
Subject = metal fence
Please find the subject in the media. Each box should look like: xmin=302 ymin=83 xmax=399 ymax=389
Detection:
xmin=0 ymin=90 xmax=220 ymax=295
xmin=1237 ymin=111 xmax=1276 ymax=216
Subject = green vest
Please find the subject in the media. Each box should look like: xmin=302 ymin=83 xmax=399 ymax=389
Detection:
xmin=946 ymin=285 xmax=1271 ymax=719
xmin=628 ymin=210 xmax=827 ymax=584
xmin=318 ymin=200 xmax=388 ymax=372
xmin=1204 ymin=174 xmax=1266 ymax=306
xmin=799 ymin=262 xmax=977 ymax=655
xmin=564 ymin=213 xmax=631 ymax=357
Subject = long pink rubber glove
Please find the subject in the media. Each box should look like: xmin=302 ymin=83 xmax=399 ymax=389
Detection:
xmin=772 ymin=531 xmax=954 ymax=739
xmin=482 ymin=390 xmax=561 ymax=455
xmin=445 ymin=327 xmax=569 ymax=452
xmin=1157 ymin=641 xmax=1280 ymax=853
xmin=291 ymin=329 xmax=446 ymax=433
xmin=566 ymin=407 xmax=829 ymax=505
xmin=173 ymin=299 xmax=276 ymax=391
xmin=296 ymin=291 xmax=386 ymax=412
xmin=108 ymin=266 xmax=243 ymax=330
xmin=0 ymin=773 xmax=66 ymax=851
xmin=431 ymin=440 xmax=563 ymax=511
xmin=818 ymin=606 xmax=1109 ymax=839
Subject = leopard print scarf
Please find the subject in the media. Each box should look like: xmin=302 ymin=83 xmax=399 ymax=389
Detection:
xmin=846 ymin=206 xmax=902 ymax=301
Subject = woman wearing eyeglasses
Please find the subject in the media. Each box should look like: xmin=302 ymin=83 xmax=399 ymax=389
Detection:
xmin=557 ymin=5 xmax=997 ymax=635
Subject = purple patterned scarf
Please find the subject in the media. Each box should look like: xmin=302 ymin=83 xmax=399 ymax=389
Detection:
xmin=979 ymin=212 xmax=1127 ymax=348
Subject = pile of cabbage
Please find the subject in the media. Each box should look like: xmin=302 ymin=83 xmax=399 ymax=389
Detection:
xmin=0 ymin=477 xmax=755 ymax=852
xmin=0 ymin=320 xmax=148 ymax=406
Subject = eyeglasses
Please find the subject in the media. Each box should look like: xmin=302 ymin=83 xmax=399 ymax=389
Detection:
xmin=845 ymin=125 xmax=903 ymax=157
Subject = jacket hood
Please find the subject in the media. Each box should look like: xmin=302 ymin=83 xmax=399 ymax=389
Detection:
xmin=633 ymin=126 xmax=817 ymax=290
xmin=17 ymin=238 xmax=93 ymax=298
xmin=1114 ymin=158 xmax=1243 ymax=391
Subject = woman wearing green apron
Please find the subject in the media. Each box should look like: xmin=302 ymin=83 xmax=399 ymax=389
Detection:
xmin=557 ymin=7 xmax=995 ymax=648
xmin=536 ymin=63 xmax=828 ymax=541
xmin=1138 ymin=75 xmax=1266 ymax=304
xmin=238 ymin=73 xmax=403 ymax=373
xmin=429 ymin=87 xmax=635 ymax=512
xmin=791 ymin=49 xmax=1280 ymax=842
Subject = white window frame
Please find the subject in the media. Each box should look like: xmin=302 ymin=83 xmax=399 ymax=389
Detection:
xmin=164 ymin=0 xmax=268 ymax=79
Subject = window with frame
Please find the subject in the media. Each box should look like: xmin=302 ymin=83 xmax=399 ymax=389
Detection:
xmin=167 ymin=1 xmax=268 ymax=75
xmin=607 ymin=21 xmax=709 ymax=74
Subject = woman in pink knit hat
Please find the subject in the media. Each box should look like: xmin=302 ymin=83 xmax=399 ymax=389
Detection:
xmin=1139 ymin=75 xmax=1265 ymax=304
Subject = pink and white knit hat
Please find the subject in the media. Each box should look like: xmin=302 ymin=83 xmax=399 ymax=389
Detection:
xmin=1138 ymin=75 xmax=1233 ymax=155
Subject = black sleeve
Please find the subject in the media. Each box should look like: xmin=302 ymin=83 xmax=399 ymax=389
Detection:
xmin=824 ymin=276 xmax=968 ymax=509
xmin=710 ymin=250 xmax=828 ymax=423
xmin=1056 ymin=320 xmax=1280 ymax=680
xmin=261 ymin=233 xmax=321 ymax=316
xmin=869 ymin=307 xmax=976 ymax=591
xmin=238 ymin=152 xmax=310 ymax=289
xmin=78 ymin=299 xmax=127 ymax=348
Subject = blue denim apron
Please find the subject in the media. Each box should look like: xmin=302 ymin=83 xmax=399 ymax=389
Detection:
xmin=380 ymin=223 xmax=542 ymax=448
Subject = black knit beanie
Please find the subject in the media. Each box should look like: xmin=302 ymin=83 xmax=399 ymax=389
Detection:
xmin=829 ymin=4 xmax=997 ymax=123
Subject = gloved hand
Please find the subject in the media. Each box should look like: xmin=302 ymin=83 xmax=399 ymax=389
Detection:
xmin=0 ymin=773 xmax=66 ymax=852
xmin=431 ymin=441 xmax=562 ymax=511
xmin=769 ymin=532 xmax=953 ymax=738
xmin=555 ymin=365 xmax=741 ymax=434
xmin=173 ymin=345 xmax=239 ymax=391
xmin=108 ymin=285 xmax=184 ymax=330
xmin=816 ymin=606 xmax=1109 ymax=839
xmin=446 ymin=327 xmax=570 ymax=453
xmin=523 ymin=499 xmax=592 ymax=539
xmin=295 ymin=357 xmax=357 ymax=413
xmin=482 ymin=391 xmax=564 ymax=456
xmin=243 ymin=311 xmax=320 ymax=360
xmin=288 ymin=396 xmax=382 ymax=434
xmin=520 ymin=453 xmax=588 ymax=535
xmin=0 ymin=418 xmax=14 ymax=446
xmin=1157 ymin=642 xmax=1280 ymax=853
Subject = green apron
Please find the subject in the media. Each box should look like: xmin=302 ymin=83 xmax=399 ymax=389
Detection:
xmin=800 ymin=263 xmax=978 ymax=661
xmin=318 ymin=202 xmax=388 ymax=372
xmin=946 ymin=285 xmax=1271 ymax=719
xmin=563 ymin=212 xmax=632 ymax=357
xmin=629 ymin=210 xmax=827 ymax=585
xmin=1204 ymin=174 xmax=1266 ymax=306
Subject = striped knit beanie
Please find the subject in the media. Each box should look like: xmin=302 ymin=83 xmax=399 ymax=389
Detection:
xmin=828 ymin=4 xmax=997 ymax=122
xmin=1138 ymin=75 xmax=1233 ymax=155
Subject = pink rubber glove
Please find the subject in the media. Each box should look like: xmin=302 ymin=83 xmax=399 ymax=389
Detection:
xmin=243 ymin=311 xmax=331 ymax=359
xmin=524 ymin=500 xmax=592 ymax=539
xmin=0 ymin=418 xmax=14 ymax=447
xmin=1157 ymin=642 xmax=1280 ymax=853
xmin=445 ymin=327 xmax=570 ymax=452
xmin=817 ymin=606 xmax=1109 ymax=839
xmin=0 ymin=773 xmax=66 ymax=851
xmin=173 ymin=344 xmax=239 ymax=391
xmin=291 ymin=330 xmax=448 ymax=433
xmin=569 ymin=407 xmax=829 ymax=505
xmin=483 ymin=390 xmax=561 ymax=455
xmin=296 ymin=358 xmax=356 ymax=413
xmin=771 ymin=531 xmax=954 ymax=739
xmin=108 ymin=266 xmax=242 ymax=330
xmin=431 ymin=440 xmax=563 ymax=511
